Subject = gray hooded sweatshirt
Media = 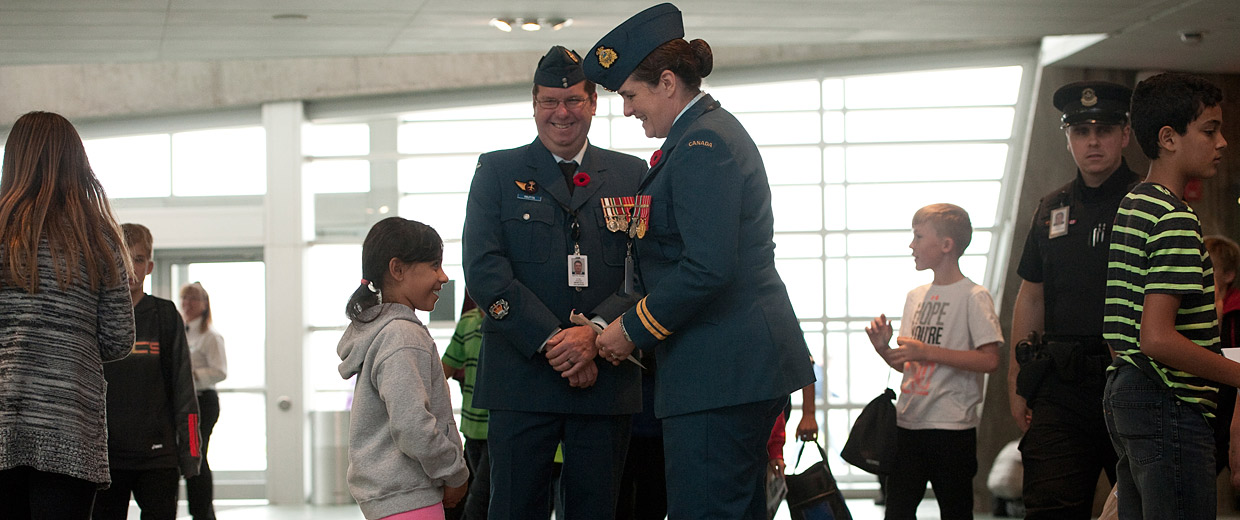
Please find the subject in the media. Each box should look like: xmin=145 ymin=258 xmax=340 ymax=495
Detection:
xmin=337 ymin=304 xmax=469 ymax=519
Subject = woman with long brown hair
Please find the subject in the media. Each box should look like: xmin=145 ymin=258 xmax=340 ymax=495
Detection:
xmin=0 ymin=111 xmax=136 ymax=519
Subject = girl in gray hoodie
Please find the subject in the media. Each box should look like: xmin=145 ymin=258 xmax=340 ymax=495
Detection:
xmin=337 ymin=217 xmax=469 ymax=520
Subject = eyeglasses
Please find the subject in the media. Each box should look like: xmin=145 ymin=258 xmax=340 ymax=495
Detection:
xmin=536 ymin=97 xmax=588 ymax=110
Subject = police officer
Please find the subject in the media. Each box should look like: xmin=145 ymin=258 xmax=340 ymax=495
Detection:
xmin=1007 ymin=81 xmax=1138 ymax=519
xmin=585 ymin=4 xmax=816 ymax=519
xmin=462 ymin=46 xmax=646 ymax=520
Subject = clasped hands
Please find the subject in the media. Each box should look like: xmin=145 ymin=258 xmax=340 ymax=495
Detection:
xmin=545 ymin=325 xmax=599 ymax=388
xmin=865 ymin=313 xmax=932 ymax=366
xmin=544 ymin=313 xmax=639 ymax=388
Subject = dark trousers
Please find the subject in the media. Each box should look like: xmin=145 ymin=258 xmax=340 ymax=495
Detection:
xmin=487 ymin=410 xmax=631 ymax=520
xmin=615 ymin=434 xmax=667 ymax=520
xmin=0 ymin=466 xmax=98 ymax=520
xmin=462 ymin=438 xmax=491 ymax=520
xmin=884 ymin=427 xmax=976 ymax=520
xmin=92 ymin=467 xmax=180 ymax=520
xmin=662 ymin=398 xmax=784 ymax=520
xmin=1020 ymin=393 xmax=1116 ymax=519
xmin=187 ymin=389 xmax=220 ymax=520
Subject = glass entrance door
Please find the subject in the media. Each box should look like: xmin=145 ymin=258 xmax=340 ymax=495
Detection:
xmin=154 ymin=249 xmax=268 ymax=499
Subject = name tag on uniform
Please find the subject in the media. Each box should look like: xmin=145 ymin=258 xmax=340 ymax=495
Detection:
xmin=568 ymin=254 xmax=588 ymax=287
xmin=1049 ymin=206 xmax=1069 ymax=239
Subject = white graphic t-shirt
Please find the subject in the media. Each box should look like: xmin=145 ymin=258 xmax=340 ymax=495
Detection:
xmin=895 ymin=277 xmax=1004 ymax=430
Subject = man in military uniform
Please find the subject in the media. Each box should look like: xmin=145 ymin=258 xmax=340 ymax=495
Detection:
xmin=1007 ymin=81 xmax=1138 ymax=519
xmin=462 ymin=46 xmax=646 ymax=520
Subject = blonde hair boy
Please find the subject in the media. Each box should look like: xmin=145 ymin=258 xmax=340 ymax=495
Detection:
xmin=911 ymin=203 xmax=972 ymax=258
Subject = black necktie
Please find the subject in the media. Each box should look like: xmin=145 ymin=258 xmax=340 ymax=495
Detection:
xmin=559 ymin=161 xmax=578 ymax=195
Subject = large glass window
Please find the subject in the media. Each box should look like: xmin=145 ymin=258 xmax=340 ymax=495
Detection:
xmin=170 ymin=260 xmax=268 ymax=472
xmin=302 ymin=60 xmax=1029 ymax=484
xmin=87 ymin=126 xmax=266 ymax=198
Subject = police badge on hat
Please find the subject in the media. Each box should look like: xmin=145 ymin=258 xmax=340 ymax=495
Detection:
xmin=1080 ymin=88 xmax=1098 ymax=107
xmin=1052 ymin=81 xmax=1132 ymax=127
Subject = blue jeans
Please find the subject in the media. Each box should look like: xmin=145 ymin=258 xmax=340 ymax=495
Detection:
xmin=1103 ymin=364 xmax=1216 ymax=520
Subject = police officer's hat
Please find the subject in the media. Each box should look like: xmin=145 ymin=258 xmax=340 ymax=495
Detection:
xmin=582 ymin=3 xmax=684 ymax=92
xmin=534 ymin=46 xmax=586 ymax=89
xmin=1053 ymin=81 xmax=1133 ymax=127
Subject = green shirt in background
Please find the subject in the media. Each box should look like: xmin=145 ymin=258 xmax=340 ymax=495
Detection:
xmin=442 ymin=308 xmax=487 ymax=439
xmin=1104 ymin=182 xmax=1221 ymax=417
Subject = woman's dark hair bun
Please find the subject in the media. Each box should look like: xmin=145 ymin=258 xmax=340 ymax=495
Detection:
xmin=689 ymin=39 xmax=713 ymax=78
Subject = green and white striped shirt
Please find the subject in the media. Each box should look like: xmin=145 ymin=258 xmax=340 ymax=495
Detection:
xmin=1103 ymin=182 xmax=1220 ymax=416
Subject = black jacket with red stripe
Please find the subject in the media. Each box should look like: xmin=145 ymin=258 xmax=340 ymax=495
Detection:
xmin=102 ymin=294 xmax=201 ymax=477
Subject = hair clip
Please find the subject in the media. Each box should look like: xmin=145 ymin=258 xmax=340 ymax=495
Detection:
xmin=361 ymin=278 xmax=382 ymax=303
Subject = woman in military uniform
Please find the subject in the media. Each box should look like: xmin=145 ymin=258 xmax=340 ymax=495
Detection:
xmin=586 ymin=4 xmax=816 ymax=519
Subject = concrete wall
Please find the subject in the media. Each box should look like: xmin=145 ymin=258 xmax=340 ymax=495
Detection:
xmin=0 ymin=40 xmax=1011 ymax=125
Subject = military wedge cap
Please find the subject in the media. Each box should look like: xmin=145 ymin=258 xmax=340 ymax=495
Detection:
xmin=534 ymin=46 xmax=586 ymax=88
xmin=1053 ymin=81 xmax=1132 ymax=127
xmin=583 ymin=3 xmax=684 ymax=91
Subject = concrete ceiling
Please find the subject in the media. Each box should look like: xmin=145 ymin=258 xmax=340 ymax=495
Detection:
xmin=0 ymin=0 xmax=1237 ymax=73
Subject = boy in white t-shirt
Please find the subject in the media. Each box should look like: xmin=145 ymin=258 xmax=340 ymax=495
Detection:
xmin=865 ymin=203 xmax=1004 ymax=520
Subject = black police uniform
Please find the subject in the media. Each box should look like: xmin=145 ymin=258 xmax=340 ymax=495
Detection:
xmin=1013 ymin=81 xmax=1136 ymax=520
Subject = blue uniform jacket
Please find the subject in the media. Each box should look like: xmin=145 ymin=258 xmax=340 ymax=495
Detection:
xmin=621 ymin=95 xmax=816 ymax=418
xmin=463 ymin=138 xmax=645 ymax=414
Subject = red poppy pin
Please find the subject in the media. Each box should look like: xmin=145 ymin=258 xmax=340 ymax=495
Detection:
xmin=650 ymin=150 xmax=662 ymax=167
xmin=573 ymin=171 xmax=590 ymax=187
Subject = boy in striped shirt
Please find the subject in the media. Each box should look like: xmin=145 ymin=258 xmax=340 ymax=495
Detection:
xmin=1102 ymin=72 xmax=1230 ymax=519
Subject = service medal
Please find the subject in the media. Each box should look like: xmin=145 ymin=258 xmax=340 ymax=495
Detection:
xmin=629 ymin=195 xmax=650 ymax=239
xmin=619 ymin=196 xmax=633 ymax=232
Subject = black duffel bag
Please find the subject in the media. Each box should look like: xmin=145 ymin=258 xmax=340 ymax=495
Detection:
xmin=785 ymin=440 xmax=853 ymax=520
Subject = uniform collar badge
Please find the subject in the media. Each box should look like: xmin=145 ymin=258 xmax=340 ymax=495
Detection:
xmin=515 ymin=180 xmax=538 ymax=194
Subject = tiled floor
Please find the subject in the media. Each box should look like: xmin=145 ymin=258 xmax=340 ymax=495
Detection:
xmin=167 ymin=499 xmax=1013 ymax=520
xmin=152 ymin=497 xmax=1240 ymax=520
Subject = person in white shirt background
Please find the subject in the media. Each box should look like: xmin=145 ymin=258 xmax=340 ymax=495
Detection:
xmin=180 ymin=282 xmax=228 ymax=520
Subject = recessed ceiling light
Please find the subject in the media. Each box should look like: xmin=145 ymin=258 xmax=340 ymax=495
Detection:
xmin=489 ymin=16 xmax=572 ymax=32
xmin=489 ymin=18 xmax=513 ymax=32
